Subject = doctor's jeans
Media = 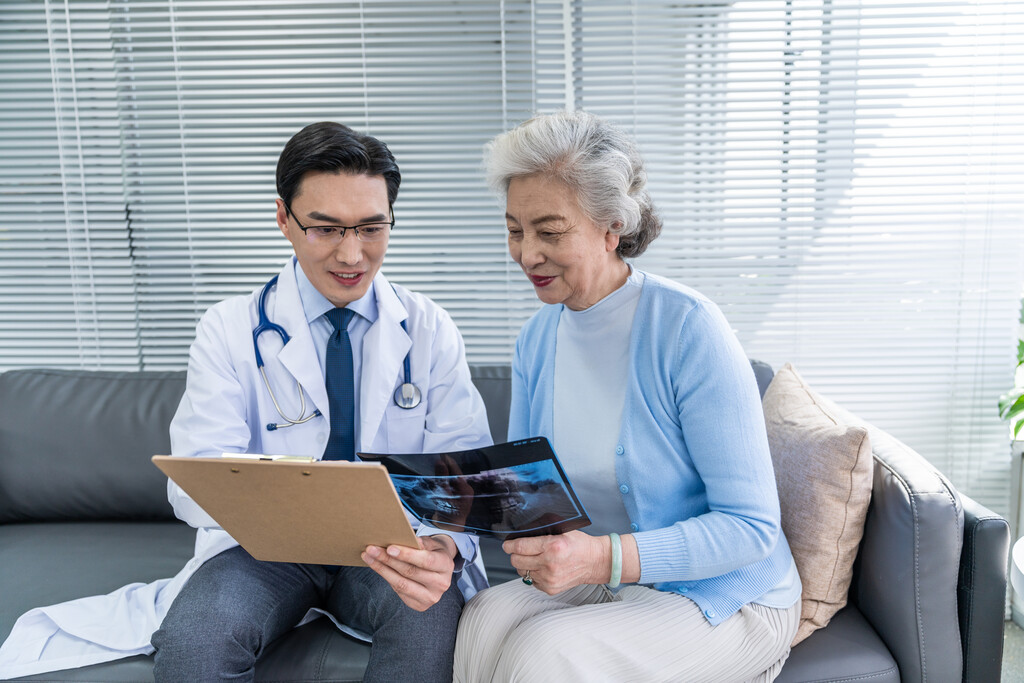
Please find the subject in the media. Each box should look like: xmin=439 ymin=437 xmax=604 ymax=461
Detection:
xmin=151 ymin=545 xmax=464 ymax=683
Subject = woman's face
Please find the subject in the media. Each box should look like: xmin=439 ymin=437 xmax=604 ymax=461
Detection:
xmin=505 ymin=174 xmax=625 ymax=311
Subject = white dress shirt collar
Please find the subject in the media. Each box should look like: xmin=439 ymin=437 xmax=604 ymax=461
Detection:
xmin=292 ymin=256 xmax=379 ymax=325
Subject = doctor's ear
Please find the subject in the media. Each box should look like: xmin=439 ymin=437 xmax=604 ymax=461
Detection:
xmin=275 ymin=199 xmax=290 ymax=237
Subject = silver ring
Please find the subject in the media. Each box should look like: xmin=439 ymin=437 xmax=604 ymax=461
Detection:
xmin=522 ymin=570 xmax=533 ymax=586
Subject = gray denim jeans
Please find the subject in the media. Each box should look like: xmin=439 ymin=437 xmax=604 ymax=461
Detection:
xmin=151 ymin=545 xmax=464 ymax=683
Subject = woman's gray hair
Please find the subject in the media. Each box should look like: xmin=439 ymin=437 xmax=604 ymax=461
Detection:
xmin=484 ymin=110 xmax=662 ymax=259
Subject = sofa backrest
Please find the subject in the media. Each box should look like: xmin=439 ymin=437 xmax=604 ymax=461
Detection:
xmin=0 ymin=361 xmax=766 ymax=524
xmin=0 ymin=365 xmax=515 ymax=524
xmin=467 ymin=363 xmax=512 ymax=443
xmin=750 ymin=359 xmax=774 ymax=399
xmin=0 ymin=369 xmax=187 ymax=523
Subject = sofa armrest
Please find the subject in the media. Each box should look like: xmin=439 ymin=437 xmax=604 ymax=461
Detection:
xmin=958 ymin=493 xmax=1009 ymax=683
xmin=853 ymin=424 xmax=964 ymax=683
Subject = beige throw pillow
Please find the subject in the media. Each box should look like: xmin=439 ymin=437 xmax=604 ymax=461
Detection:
xmin=763 ymin=363 xmax=873 ymax=646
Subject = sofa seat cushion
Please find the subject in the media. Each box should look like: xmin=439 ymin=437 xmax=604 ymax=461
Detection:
xmin=0 ymin=522 xmax=197 ymax=647
xmin=5 ymin=621 xmax=370 ymax=683
xmin=763 ymin=364 xmax=874 ymax=645
xmin=775 ymin=606 xmax=898 ymax=683
xmin=0 ymin=522 xmax=376 ymax=683
xmin=6 ymin=654 xmax=161 ymax=683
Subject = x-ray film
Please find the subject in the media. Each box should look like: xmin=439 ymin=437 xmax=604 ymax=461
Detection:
xmin=359 ymin=437 xmax=591 ymax=539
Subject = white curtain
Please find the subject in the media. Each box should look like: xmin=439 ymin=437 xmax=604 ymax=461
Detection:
xmin=1 ymin=0 xmax=1022 ymax=514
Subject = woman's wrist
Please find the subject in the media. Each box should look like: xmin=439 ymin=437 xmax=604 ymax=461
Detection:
xmin=589 ymin=534 xmax=613 ymax=585
xmin=620 ymin=533 xmax=640 ymax=584
xmin=589 ymin=533 xmax=640 ymax=586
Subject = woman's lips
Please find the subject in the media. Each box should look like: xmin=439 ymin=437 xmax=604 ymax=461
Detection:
xmin=528 ymin=274 xmax=555 ymax=288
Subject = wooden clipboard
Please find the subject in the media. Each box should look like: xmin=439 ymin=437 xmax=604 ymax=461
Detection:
xmin=152 ymin=455 xmax=419 ymax=566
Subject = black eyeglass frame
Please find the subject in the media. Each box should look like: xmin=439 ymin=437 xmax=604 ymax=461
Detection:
xmin=283 ymin=202 xmax=395 ymax=241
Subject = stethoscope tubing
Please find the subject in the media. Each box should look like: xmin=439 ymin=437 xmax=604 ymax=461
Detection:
xmin=253 ymin=275 xmax=420 ymax=432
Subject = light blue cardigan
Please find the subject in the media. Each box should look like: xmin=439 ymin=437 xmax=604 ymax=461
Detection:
xmin=509 ymin=270 xmax=796 ymax=626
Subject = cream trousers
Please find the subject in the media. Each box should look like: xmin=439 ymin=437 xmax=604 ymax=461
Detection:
xmin=454 ymin=579 xmax=800 ymax=683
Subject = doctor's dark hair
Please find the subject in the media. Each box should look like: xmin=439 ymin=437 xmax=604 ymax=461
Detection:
xmin=276 ymin=122 xmax=401 ymax=207
xmin=484 ymin=110 xmax=662 ymax=259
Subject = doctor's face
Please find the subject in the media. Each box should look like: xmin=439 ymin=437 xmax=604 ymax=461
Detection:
xmin=277 ymin=171 xmax=390 ymax=308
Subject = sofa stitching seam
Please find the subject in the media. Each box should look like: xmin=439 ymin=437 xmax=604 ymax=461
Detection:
xmin=962 ymin=517 xmax=977 ymax=681
xmin=314 ymin=625 xmax=331 ymax=680
xmin=911 ymin=486 xmax=926 ymax=681
xmin=795 ymin=664 xmax=900 ymax=683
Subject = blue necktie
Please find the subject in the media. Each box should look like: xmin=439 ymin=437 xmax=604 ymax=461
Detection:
xmin=323 ymin=307 xmax=356 ymax=461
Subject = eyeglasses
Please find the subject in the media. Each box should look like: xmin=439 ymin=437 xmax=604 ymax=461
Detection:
xmin=284 ymin=202 xmax=394 ymax=244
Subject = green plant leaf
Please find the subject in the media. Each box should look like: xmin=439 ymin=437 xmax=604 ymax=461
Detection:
xmin=1007 ymin=404 xmax=1024 ymax=435
xmin=1000 ymin=390 xmax=1024 ymax=418
xmin=1018 ymin=339 xmax=1024 ymax=364
xmin=1015 ymin=419 xmax=1024 ymax=441
xmin=1010 ymin=403 xmax=1024 ymax=425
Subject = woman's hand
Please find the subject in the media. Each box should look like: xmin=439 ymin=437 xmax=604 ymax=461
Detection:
xmin=503 ymin=530 xmax=610 ymax=595
xmin=362 ymin=535 xmax=457 ymax=611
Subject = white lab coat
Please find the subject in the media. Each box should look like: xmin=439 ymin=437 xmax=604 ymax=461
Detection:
xmin=0 ymin=259 xmax=493 ymax=679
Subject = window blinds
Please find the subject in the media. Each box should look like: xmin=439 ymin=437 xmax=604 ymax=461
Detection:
xmin=1 ymin=0 xmax=1022 ymax=514
xmin=1 ymin=1 xmax=139 ymax=367
xmin=106 ymin=0 xmax=540 ymax=366
xmin=560 ymin=0 xmax=1024 ymax=510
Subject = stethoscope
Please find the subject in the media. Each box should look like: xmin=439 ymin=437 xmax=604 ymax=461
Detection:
xmin=253 ymin=275 xmax=422 ymax=432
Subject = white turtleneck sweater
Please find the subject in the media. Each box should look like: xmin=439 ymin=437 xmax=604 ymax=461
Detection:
xmin=552 ymin=267 xmax=643 ymax=537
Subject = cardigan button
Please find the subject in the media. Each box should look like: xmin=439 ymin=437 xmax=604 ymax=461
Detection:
xmin=630 ymin=523 xmax=639 ymax=532
xmin=619 ymin=484 xmax=630 ymax=494
xmin=704 ymin=609 xmax=716 ymax=619
xmin=615 ymin=444 xmax=625 ymax=455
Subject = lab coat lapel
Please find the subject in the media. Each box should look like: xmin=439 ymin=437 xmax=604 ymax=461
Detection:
xmin=272 ymin=261 xmax=330 ymax=419
xmin=360 ymin=275 xmax=410 ymax=450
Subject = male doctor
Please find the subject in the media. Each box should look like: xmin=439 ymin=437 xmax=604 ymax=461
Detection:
xmin=151 ymin=122 xmax=492 ymax=681
xmin=0 ymin=122 xmax=492 ymax=682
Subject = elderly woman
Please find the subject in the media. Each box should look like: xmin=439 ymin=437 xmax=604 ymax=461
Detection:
xmin=453 ymin=111 xmax=802 ymax=682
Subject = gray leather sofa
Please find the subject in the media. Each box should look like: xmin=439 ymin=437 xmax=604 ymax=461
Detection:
xmin=0 ymin=363 xmax=1009 ymax=682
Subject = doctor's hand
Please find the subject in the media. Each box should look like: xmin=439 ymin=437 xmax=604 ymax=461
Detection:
xmin=503 ymin=530 xmax=609 ymax=595
xmin=361 ymin=535 xmax=457 ymax=612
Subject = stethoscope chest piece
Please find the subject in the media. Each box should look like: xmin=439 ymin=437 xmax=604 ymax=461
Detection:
xmin=394 ymin=382 xmax=422 ymax=410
